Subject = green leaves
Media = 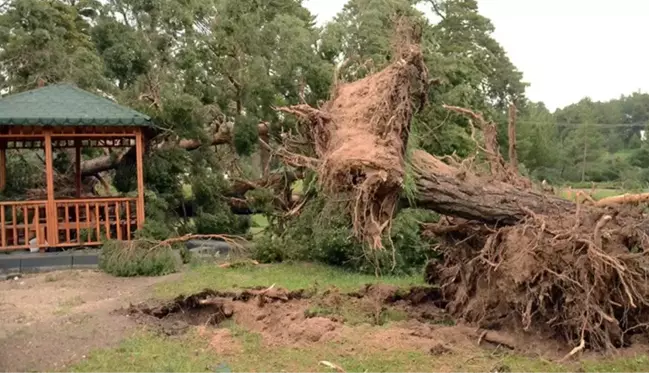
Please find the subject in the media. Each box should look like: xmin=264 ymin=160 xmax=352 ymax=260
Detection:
xmin=0 ymin=0 xmax=106 ymax=91
xmin=233 ymin=115 xmax=260 ymax=156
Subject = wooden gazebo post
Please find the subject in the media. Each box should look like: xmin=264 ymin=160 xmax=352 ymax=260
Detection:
xmin=44 ymin=129 xmax=56 ymax=246
xmin=0 ymin=141 xmax=6 ymax=193
xmin=75 ymin=140 xmax=82 ymax=198
xmin=135 ymin=128 xmax=145 ymax=229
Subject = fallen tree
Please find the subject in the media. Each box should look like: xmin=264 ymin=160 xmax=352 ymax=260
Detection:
xmin=271 ymin=25 xmax=649 ymax=352
xmin=411 ymin=113 xmax=649 ymax=351
xmin=410 ymin=150 xmax=576 ymax=224
xmin=53 ymin=18 xmax=649 ymax=351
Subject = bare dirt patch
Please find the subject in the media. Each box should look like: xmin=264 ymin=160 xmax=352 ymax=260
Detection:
xmin=198 ymin=326 xmax=243 ymax=356
xmin=127 ymin=283 xmax=571 ymax=360
xmin=0 ymin=270 xmax=179 ymax=371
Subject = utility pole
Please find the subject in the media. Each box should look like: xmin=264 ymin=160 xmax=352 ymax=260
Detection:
xmin=581 ymin=130 xmax=588 ymax=182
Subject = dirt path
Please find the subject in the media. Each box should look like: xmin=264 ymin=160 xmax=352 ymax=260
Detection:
xmin=0 ymin=270 xmax=180 ymax=371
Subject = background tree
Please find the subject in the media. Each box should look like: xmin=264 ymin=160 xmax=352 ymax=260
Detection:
xmin=0 ymin=0 xmax=106 ymax=91
xmin=3 ymin=0 xmax=649 ymax=272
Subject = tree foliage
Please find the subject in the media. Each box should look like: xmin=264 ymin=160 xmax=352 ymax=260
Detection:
xmin=3 ymin=0 xmax=649 ymax=271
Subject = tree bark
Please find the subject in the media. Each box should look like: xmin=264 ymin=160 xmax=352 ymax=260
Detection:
xmin=410 ymin=150 xmax=577 ymax=225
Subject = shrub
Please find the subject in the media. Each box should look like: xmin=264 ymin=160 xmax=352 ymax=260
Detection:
xmin=194 ymin=211 xmax=250 ymax=235
xmin=251 ymin=234 xmax=286 ymax=263
xmin=99 ymin=240 xmax=180 ymax=277
xmin=387 ymin=208 xmax=440 ymax=273
xmin=135 ymin=220 xmax=173 ymax=241
xmin=252 ymin=197 xmax=439 ymax=275
xmin=179 ymin=245 xmax=193 ymax=264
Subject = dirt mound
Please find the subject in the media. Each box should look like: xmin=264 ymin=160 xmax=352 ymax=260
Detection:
xmin=125 ymin=283 xmax=580 ymax=360
xmin=126 ymin=286 xmax=304 ymax=333
xmin=127 ymin=284 xmax=454 ymax=345
xmin=278 ymin=26 xmax=429 ymax=249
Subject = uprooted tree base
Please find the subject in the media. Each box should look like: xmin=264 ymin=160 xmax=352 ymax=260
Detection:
xmin=415 ymin=150 xmax=649 ymax=351
xmin=276 ymin=28 xmax=649 ymax=350
xmin=277 ymin=29 xmax=428 ymax=249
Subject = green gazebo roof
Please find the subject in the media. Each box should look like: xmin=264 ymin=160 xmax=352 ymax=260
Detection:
xmin=0 ymin=83 xmax=151 ymax=126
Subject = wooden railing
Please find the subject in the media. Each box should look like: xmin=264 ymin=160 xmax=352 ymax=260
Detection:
xmin=0 ymin=197 xmax=138 ymax=251
xmin=55 ymin=198 xmax=138 ymax=247
xmin=0 ymin=200 xmax=47 ymax=251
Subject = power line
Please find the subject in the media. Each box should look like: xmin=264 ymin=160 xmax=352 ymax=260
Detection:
xmin=516 ymin=121 xmax=647 ymax=129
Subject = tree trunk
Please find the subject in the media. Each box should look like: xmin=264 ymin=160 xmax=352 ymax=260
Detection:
xmin=410 ymin=150 xmax=577 ymax=224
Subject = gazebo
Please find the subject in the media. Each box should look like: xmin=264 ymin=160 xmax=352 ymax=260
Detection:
xmin=0 ymin=83 xmax=150 ymax=252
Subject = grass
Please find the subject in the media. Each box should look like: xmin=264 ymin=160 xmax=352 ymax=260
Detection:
xmin=249 ymin=213 xmax=268 ymax=237
xmin=73 ymin=329 xmax=462 ymax=372
xmin=558 ymin=187 xmax=623 ymax=201
xmin=251 ymin=214 xmax=268 ymax=227
xmin=69 ymin=261 xmax=649 ymax=372
xmin=155 ymin=261 xmax=422 ymax=298
xmin=70 ymin=327 xmax=649 ymax=372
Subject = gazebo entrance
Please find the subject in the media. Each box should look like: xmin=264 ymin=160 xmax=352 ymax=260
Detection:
xmin=0 ymin=84 xmax=149 ymax=251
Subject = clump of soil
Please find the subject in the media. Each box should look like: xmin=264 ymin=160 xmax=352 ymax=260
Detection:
xmin=127 ymin=291 xmax=233 ymax=335
xmin=126 ymin=287 xmax=305 ymax=334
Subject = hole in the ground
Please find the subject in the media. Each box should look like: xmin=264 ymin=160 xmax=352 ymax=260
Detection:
xmin=129 ymin=291 xmax=234 ymax=326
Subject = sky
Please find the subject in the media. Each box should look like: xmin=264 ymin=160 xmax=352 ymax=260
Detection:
xmin=304 ymin=0 xmax=649 ymax=110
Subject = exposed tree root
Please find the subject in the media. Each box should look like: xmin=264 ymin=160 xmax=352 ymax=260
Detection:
xmin=477 ymin=329 xmax=517 ymax=350
xmin=425 ymin=194 xmax=649 ymax=350
xmin=277 ymin=27 xmax=428 ymax=249
xmin=414 ymin=106 xmax=649 ymax=350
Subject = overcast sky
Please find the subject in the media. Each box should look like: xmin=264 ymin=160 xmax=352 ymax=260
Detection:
xmin=304 ymin=0 xmax=649 ymax=110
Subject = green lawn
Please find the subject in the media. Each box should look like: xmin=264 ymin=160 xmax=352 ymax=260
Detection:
xmin=70 ymin=262 xmax=649 ymax=372
xmin=558 ymin=187 xmax=622 ymax=201
xmin=75 ymin=328 xmax=649 ymax=372
xmin=155 ymin=262 xmax=422 ymax=299
xmin=249 ymin=213 xmax=268 ymax=237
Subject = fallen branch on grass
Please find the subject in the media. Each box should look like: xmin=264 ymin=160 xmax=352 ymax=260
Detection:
xmin=218 ymin=260 xmax=259 ymax=268
xmin=319 ymin=361 xmax=346 ymax=373
xmin=152 ymin=234 xmax=248 ymax=253
xmin=596 ymin=192 xmax=649 ymax=207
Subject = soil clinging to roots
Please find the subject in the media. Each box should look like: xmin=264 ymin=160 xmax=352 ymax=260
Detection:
xmin=420 ymin=157 xmax=649 ymax=352
xmin=278 ymin=28 xmax=428 ymax=249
